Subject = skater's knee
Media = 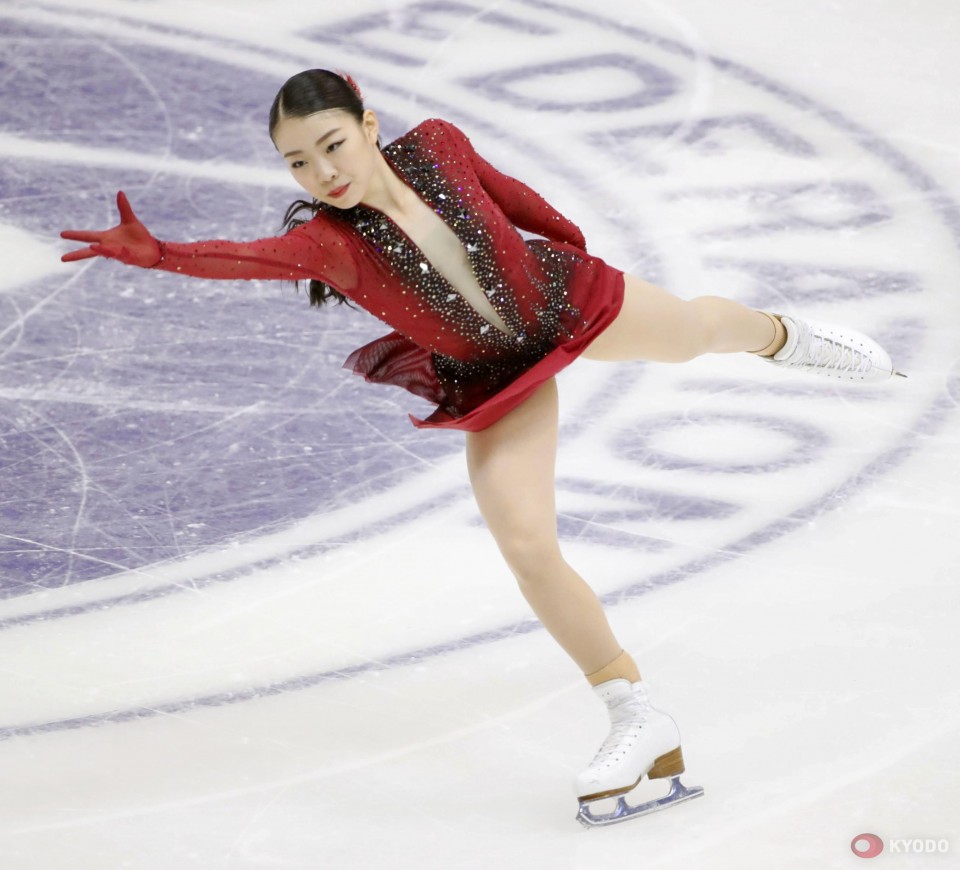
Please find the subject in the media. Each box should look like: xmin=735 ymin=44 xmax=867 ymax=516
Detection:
xmin=673 ymin=297 xmax=724 ymax=360
xmin=496 ymin=531 xmax=563 ymax=584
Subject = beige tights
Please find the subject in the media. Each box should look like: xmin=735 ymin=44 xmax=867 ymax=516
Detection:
xmin=754 ymin=312 xmax=787 ymax=357
xmin=583 ymin=275 xmax=788 ymax=362
xmin=586 ymin=649 xmax=641 ymax=686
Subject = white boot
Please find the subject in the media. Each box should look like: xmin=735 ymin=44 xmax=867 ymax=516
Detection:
xmin=574 ymin=679 xmax=685 ymax=801
xmin=766 ymin=315 xmax=901 ymax=382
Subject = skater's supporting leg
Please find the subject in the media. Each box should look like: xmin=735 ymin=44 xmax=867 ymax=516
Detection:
xmin=465 ymin=378 xmax=623 ymax=675
xmin=583 ymin=274 xmax=784 ymax=362
xmin=466 ymin=378 xmax=704 ymax=825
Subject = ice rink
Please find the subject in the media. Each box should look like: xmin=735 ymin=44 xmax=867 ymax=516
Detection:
xmin=2 ymin=0 xmax=959 ymax=867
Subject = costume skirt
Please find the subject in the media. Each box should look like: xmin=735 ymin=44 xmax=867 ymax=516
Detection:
xmin=343 ymin=251 xmax=625 ymax=432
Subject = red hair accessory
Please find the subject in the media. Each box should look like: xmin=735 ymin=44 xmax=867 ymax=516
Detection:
xmin=335 ymin=69 xmax=364 ymax=103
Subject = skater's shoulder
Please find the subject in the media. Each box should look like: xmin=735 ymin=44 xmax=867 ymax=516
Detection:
xmin=392 ymin=118 xmax=471 ymax=147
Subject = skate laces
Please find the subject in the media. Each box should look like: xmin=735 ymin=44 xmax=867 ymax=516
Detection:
xmin=589 ymin=721 xmax=645 ymax=767
xmin=791 ymin=330 xmax=872 ymax=374
xmin=588 ymin=696 xmax=650 ymax=769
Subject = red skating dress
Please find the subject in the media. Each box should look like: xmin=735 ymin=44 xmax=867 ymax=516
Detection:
xmin=153 ymin=119 xmax=625 ymax=431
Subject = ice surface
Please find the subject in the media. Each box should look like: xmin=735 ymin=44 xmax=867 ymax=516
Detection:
xmin=0 ymin=0 xmax=958 ymax=867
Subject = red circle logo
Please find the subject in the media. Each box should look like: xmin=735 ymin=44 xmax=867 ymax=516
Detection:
xmin=851 ymin=834 xmax=884 ymax=858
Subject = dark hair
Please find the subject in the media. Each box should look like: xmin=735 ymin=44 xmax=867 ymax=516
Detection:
xmin=270 ymin=69 xmax=368 ymax=308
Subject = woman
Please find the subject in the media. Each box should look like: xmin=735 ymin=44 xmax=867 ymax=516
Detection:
xmin=60 ymin=69 xmax=900 ymax=826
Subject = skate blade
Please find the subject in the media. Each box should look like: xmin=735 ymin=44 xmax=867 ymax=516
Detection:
xmin=576 ymin=776 xmax=704 ymax=828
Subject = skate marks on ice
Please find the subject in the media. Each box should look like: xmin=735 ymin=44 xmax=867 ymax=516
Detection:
xmin=0 ymin=0 xmax=958 ymax=791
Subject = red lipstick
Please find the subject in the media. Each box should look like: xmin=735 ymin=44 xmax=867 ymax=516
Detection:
xmin=328 ymin=183 xmax=350 ymax=199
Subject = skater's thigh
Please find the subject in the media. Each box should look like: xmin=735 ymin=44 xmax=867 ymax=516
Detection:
xmin=465 ymin=378 xmax=561 ymax=558
xmin=582 ymin=274 xmax=706 ymax=363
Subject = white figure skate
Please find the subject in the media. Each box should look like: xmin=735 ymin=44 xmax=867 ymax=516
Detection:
xmin=575 ymin=679 xmax=703 ymax=828
xmin=766 ymin=315 xmax=905 ymax=382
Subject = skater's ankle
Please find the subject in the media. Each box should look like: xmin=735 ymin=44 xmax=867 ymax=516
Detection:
xmin=752 ymin=312 xmax=787 ymax=357
xmin=585 ymin=649 xmax=641 ymax=686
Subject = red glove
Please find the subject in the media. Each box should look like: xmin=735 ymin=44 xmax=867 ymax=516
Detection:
xmin=60 ymin=192 xmax=162 ymax=267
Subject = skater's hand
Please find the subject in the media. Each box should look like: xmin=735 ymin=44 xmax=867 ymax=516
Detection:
xmin=60 ymin=192 xmax=162 ymax=267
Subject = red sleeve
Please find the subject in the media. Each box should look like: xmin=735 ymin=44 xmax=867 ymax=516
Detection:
xmin=434 ymin=119 xmax=587 ymax=251
xmin=152 ymin=217 xmax=358 ymax=288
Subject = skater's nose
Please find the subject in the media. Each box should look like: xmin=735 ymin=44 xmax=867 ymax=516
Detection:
xmin=315 ymin=159 xmax=338 ymax=186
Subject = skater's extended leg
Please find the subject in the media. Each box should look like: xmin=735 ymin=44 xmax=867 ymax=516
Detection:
xmin=465 ymin=377 xmax=623 ymax=675
xmin=583 ymin=274 xmax=784 ymax=362
xmin=583 ymin=273 xmax=899 ymax=380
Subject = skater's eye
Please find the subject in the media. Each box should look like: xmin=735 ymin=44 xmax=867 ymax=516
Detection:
xmin=327 ymin=139 xmax=346 ymax=153
xmin=290 ymin=160 xmax=306 ymax=170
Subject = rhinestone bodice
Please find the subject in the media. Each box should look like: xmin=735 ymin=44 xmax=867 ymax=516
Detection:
xmin=313 ymin=119 xmax=583 ymax=363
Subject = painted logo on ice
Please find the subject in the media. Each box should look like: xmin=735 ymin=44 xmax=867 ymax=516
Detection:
xmin=0 ymin=0 xmax=957 ymax=737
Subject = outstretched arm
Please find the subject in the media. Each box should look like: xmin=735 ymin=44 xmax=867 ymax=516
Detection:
xmin=434 ymin=120 xmax=587 ymax=250
xmin=61 ymin=192 xmax=346 ymax=283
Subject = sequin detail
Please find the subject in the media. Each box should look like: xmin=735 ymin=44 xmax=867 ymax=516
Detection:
xmin=317 ymin=124 xmax=580 ymax=366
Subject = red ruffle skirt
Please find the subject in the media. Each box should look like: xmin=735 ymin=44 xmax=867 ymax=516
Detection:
xmin=344 ymin=258 xmax=625 ymax=432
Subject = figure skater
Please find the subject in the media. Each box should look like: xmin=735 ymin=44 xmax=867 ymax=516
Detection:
xmin=60 ymin=69 xmax=901 ymax=827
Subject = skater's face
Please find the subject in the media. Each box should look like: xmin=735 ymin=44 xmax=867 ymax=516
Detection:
xmin=273 ymin=109 xmax=380 ymax=209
